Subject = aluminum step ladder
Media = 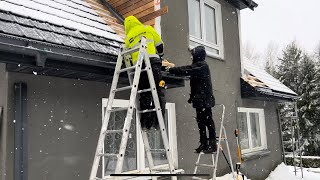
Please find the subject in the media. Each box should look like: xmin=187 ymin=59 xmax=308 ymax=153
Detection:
xmin=89 ymin=37 xmax=177 ymax=180
xmin=192 ymin=104 xmax=235 ymax=180
xmin=278 ymin=102 xmax=303 ymax=178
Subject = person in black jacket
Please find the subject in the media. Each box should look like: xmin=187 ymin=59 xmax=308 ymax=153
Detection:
xmin=168 ymin=46 xmax=216 ymax=153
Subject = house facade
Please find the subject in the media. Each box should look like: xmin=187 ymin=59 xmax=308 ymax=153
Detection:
xmin=0 ymin=0 xmax=298 ymax=180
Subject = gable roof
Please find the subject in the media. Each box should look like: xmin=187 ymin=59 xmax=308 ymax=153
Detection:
xmin=243 ymin=61 xmax=297 ymax=96
xmin=0 ymin=0 xmax=123 ymax=56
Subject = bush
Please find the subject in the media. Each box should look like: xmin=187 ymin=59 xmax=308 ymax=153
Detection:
xmin=286 ymin=157 xmax=320 ymax=168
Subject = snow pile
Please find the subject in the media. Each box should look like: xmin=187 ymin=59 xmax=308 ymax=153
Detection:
xmin=266 ymin=163 xmax=298 ymax=180
xmin=266 ymin=163 xmax=320 ymax=180
xmin=216 ymin=172 xmax=250 ymax=180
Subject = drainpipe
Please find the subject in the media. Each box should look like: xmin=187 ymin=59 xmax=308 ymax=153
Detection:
xmin=99 ymin=0 xmax=124 ymax=24
xmin=0 ymin=41 xmax=116 ymax=68
xmin=237 ymin=9 xmax=245 ymax=79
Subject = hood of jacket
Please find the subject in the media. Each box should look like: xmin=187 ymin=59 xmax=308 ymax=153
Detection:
xmin=192 ymin=46 xmax=206 ymax=63
xmin=124 ymin=16 xmax=143 ymax=35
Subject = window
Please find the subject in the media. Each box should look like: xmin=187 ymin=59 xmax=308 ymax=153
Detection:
xmin=188 ymin=0 xmax=224 ymax=59
xmin=237 ymin=108 xmax=267 ymax=154
xmin=101 ymin=99 xmax=178 ymax=177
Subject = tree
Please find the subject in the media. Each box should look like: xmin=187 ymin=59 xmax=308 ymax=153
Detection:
xmin=275 ymin=42 xmax=302 ymax=93
xmin=297 ymin=54 xmax=319 ymax=155
xmin=265 ymin=42 xmax=280 ymax=75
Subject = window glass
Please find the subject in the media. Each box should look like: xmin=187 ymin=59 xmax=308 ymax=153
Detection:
xmin=188 ymin=0 xmax=202 ymax=39
xmin=104 ymin=109 xmax=137 ymax=174
xmin=238 ymin=112 xmax=249 ymax=150
xmin=250 ymin=112 xmax=262 ymax=148
xmin=204 ymin=4 xmax=217 ymax=44
xmin=145 ymin=109 xmax=169 ymax=167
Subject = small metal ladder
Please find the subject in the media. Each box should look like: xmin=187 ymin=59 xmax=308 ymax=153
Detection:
xmin=278 ymin=102 xmax=303 ymax=178
xmin=192 ymin=104 xmax=235 ymax=180
xmin=89 ymin=37 xmax=177 ymax=180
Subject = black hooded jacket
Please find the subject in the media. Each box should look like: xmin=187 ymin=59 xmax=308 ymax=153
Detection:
xmin=169 ymin=46 xmax=215 ymax=108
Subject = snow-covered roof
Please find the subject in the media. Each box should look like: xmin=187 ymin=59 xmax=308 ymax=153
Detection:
xmin=0 ymin=0 xmax=123 ymax=42
xmin=243 ymin=61 xmax=298 ymax=96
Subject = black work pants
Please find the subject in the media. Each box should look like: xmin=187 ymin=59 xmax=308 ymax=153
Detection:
xmin=196 ymin=108 xmax=216 ymax=143
xmin=138 ymin=57 xmax=166 ymax=128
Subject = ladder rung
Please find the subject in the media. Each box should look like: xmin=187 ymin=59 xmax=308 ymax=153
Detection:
xmin=105 ymin=130 xmax=123 ymax=134
xmin=138 ymin=109 xmax=157 ymax=113
xmin=97 ymin=153 xmax=118 ymax=157
xmin=138 ymin=88 xmax=152 ymax=93
xmin=195 ymin=163 xmax=215 ymax=168
xmin=108 ymin=107 xmax=128 ymax=112
xmin=151 ymin=168 xmax=170 ymax=172
xmin=117 ymin=66 xmax=136 ymax=73
xmin=121 ymin=47 xmax=140 ymax=55
xmin=191 ymin=177 xmax=209 ymax=180
xmin=147 ymin=149 xmax=166 ymax=153
xmin=129 ymin=68 xmax=147 ymax=76
xmin=113 ymin=86 xmax=132 ymax=92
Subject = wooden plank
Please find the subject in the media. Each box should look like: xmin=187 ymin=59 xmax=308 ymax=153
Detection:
xmin=139 ymin=6 xmax=168 ymax=23
xmin=120 ymin=0 xmax=153 ymax=15
xmin=144 ymin=19 xmax=155 ymax=26
xmin=123 ymin=2 xmax=154 ymax=17
xmin=131 ymin=7 xmax=155 ymax=19
xmin=108 ymin=0 xmax=131 ymax=9
xmin=117 ymin=0 xmax=141 ymax=12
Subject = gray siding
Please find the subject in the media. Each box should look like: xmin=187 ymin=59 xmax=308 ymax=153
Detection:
xmin=5 ymin=72 xmax=112 ymax=180
xmin=0 ymin=63 xmax=10 ymax=180
xmin=161 ymin=0 xmax=281 ymax=179
xmin=241 ymin=99 xmax=282 ymax=180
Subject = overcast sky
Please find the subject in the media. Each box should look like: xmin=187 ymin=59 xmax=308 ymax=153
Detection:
xmin=241 ymin=0 xmax=320 ymax=55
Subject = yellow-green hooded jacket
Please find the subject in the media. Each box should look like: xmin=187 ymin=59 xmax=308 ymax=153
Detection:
xmin=124 ymin=16 xmax=164 ymax=64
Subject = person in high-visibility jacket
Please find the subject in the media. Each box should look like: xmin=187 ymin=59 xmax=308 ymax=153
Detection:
xmin=124 ymin=16 xmax=165 ymax=130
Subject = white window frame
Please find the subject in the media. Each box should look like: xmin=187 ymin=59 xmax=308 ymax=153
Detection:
xmin=237 ymin=107 xmax=268 ymax=154
xmin=102 ymin=99 xmax=178 ymax=177
xmin=188 ymin=0 xmax=224 ymax=59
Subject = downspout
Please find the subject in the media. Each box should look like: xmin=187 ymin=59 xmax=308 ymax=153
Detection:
xmin=237 ymin=9 xmax=245 ymax=79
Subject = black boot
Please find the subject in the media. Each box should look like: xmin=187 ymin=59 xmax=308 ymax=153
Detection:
xmin=203 ymin=139 xmax=217 ymax=154
xmin=194 ymin=140 xmax=208 ymax=153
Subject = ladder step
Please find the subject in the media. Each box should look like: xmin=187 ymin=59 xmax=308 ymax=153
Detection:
xmin=105 ymin=130 xmax=123 ymax=134
xmin=113 ymin=86 xmax=132 ymax=92
xmin=195 ymin=163 xmax=215 ymax=168
xmin=129 ymin=68 xmax=147 ymax=76
xmin=121 ymin=47 xmax=140 ymax=55
xmin=138 ymin=109 xmax=157 ymax=113
xmin=117 ymin=66 xmax=136 ymax=73
xmin=191 ymin=177 xmax=210 ymax=180
xmin=151 ymin=168 xmax=171 ymax=172
xmin=97 ymin=153 xmax=118 ymax=157
xmin=147 ymin=149 xmax=166 ymax=153
xmin=108 ymin=107 xmax=128 ymax=112
xmin=138 ymin=88 xmax=152 ymax=93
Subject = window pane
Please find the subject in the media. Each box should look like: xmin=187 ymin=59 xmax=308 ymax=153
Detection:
xmin=188 ymin=0 xmax=202 ymax=38
xmin=145 ymin=110 xmax=169 ymax=167
xmin=249 ymin=113 xmax=262 ymax=148
xmin=204 ymin=4 xmax=217 ymax=44
xmin=238 ymin=112 xmax=249 ymax=150
xmin=104 ymin=109 xmax=137 ymax=174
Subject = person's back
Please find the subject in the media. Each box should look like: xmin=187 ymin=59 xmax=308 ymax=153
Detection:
xmin=124 ymin=16 xmax=165 ymax=130
xmin=124 ymin=16 xmax=163 ymax=65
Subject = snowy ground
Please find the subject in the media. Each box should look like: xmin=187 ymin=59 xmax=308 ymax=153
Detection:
xmin=216 ymin=163 xmax=320 ymax=180
xmin=266 ymin=163 xmax=320 ymax=180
